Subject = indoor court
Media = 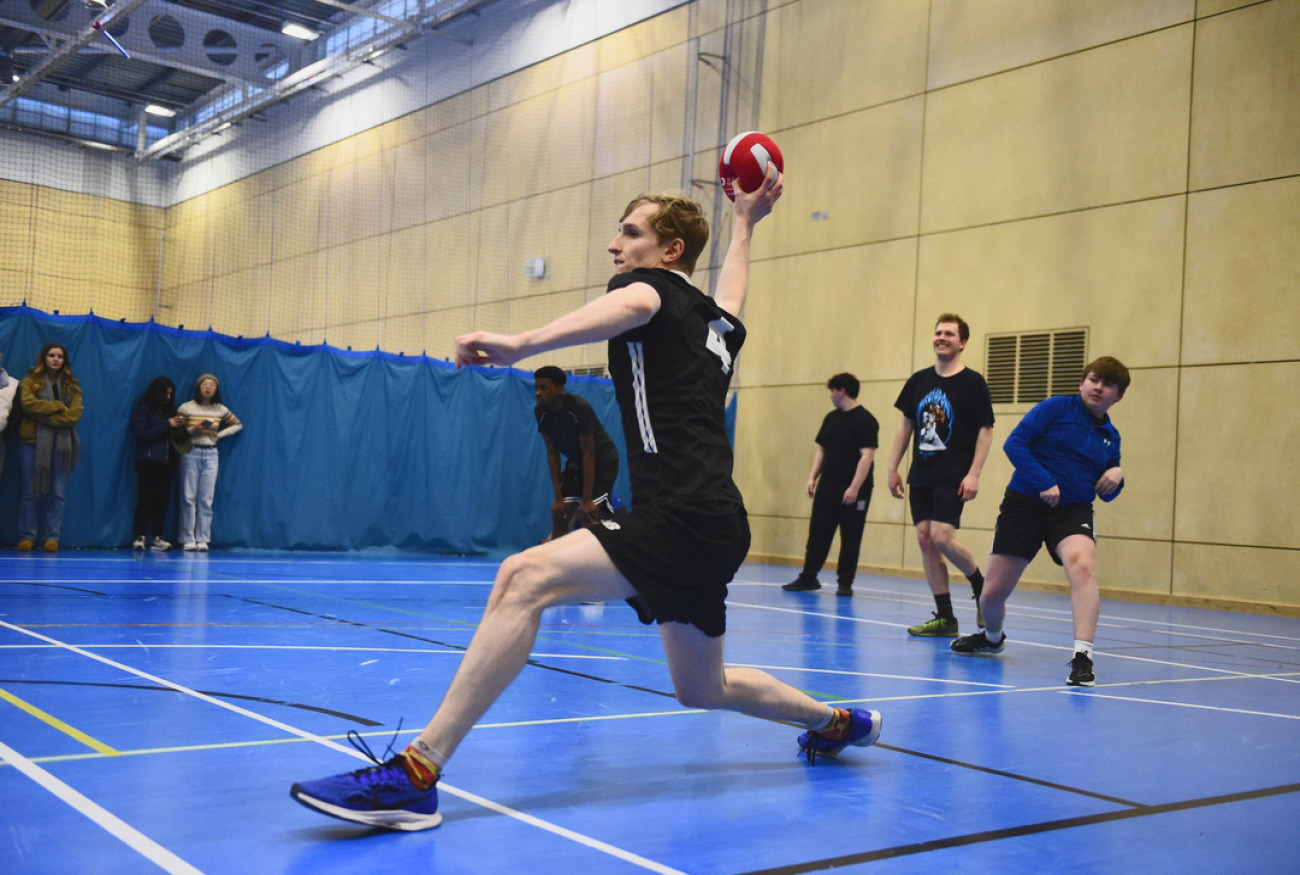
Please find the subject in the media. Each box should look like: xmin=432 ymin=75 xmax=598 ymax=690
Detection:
xmin=2 ymin=549 xmax=1296 ymax=873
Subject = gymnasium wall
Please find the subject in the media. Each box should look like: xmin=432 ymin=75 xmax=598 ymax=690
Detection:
xmin=0 ymin=0 xmax=1296 ymax=611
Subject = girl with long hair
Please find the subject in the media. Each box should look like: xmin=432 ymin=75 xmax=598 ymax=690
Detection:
xmin=16 ymin=343 xmax=83 ymax=552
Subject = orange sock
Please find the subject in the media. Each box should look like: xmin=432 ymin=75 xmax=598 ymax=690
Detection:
xmin=401 ymin=744 xmax=441 ymax=791
xmin=820 ymin=707 xmax=852 ymax=740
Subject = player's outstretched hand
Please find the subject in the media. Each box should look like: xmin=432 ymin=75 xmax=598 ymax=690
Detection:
xmin=733 ymin=162 xmax=783 ymax=226
xmin=453 ymin=331 xmax=523 ymax=369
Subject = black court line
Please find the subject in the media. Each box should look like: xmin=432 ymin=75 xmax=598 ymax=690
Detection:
xmin=738 ymin=782 xmax=1300 ymax=873
xmin=0 ymin=582 xmax=108 ymax=596
xmin=0 ymin=678 xmax=382 ymax=726
xmin=238 ymin=597 xmax=681 ymax=701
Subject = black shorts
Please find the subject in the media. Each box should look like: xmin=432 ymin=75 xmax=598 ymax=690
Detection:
xmin=559 ymin=465 xmax=616 ymax=509
xmin=908 ymin=484 xmax=967 ymax=528
xmin=990 ymin=488 xmax=1095 ymax=565
xmin=589 ymin=500 xmax=750 ymax=638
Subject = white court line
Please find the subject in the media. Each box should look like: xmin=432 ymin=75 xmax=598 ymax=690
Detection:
xmin=0 ymin=620 xmax=686 ymax=875
xmin=729 ymin=662 xmax=1014 ymax=689
xmin=1065 ymin=691 xmax=1300 ymax=721
xmin=0 ymin=739 xmax=203 ymax=874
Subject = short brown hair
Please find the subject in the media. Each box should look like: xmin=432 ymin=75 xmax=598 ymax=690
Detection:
xmin=1084 ymin=356 xmax=1130 ymax=391
xmin=620 ymin=194 xmax=710 ymax=274
xmin=935 ymin=313 xmax=970 ymax=341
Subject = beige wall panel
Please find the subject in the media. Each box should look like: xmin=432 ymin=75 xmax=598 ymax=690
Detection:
xmin=380 ymin=313 xmax=429 ymax=357
xmin=597 ymin=6 xmax=689 ymax=73
xmin=478 ymin=110 xmax=512 ymax=211
xmin=160 ymin=217 xmax=212 ymax=290
xmin=212 ymin=197 xmax=273 ymax=276
xmin=548 ymin=80 xmax=598 ymax=190
xmin=733 ymin=384 xmax=830 ymax=517
xmin=325 ymin=237 xmax=384 ymax=327
xmin=740 ymin=240 xmax=918 ymax=389
xmin=473 ymin=299 xmax=511 ymax=339
xmin=425 ymin=88 xmax=489 ymax=136
xmin=0 ymin=201 xmax=34 ymax=271
xmin=1176 ymin=362 xmax=1300 ymax=549
xmin=385 ymin=225 xmax=429 ymax=318
xmin=1097 ymin=537 xmax=1173 ymax=597
xmin=0 ymin=178 xmax=33 ymax=206
xmin=761 ymin=99 xmax=924 ymax=258
xmin=594 ymin=61 xmax=653 ymax=179
xmin=1190 ymin=0 xmax=1300 ymax=189
xmin=326 ymin=160 xmax=391 ymax=249
xmin=508 ymin=92 xmax=560 ymax=199
xmin=210 ymin=267 xmax=270 ymax=338
xmin=271 ymin=176 xmax=325 ymax=261
xmin=426 ymin=121 xmax=482 ymax=222
xmin=423 ymin=305 xmax=474 ymax=365
xmin=1173 ymin=543 xmax=1300 ymax=609
xmin=168 ymin=194 xmax=207 ymax=230
xmin=425 ymin=214 xmax=474 ymax=310
xmin=92 ymin=284 xmax=152 ymax=322
xmin=390 ymin=140 xmax=428 ymax=232
xmin=267 ymin=253 xmax=325 ymax=338
xmin=472 ymin=204 xmax=510 ymax=303
xmin=761 ymin=0 xmax=928 ymax=131
xmin=506 ymin=186 xmax=593 ymax=298
xmin=647 ymin=45 xmax=690 ymax=166
xmin=929 ymin=0 xmax=1193 ymax=88
xmin=921 ymin=26 xmax=1192 ymax=232
xmin=746 ymin=512 xmax=816 ymax=567
xmin=326 ymin=320 xmax=380 ymax=353
xmin=1183 ymin=179 xmax=1300 ymax=364
xmin=917 ymin=198 xmax=1186 ymax=369
xmin=98 ymin=232 xmax=158 ymax=291
xmin=34 ymin=187 xmax=92 ymax=218
xmin=27 ymin=274 xmax=90 ymax=315
xmin=501 ymin=43 xmax=599 ymax=108
xmin=33 ymin=210 xmax=95 ymax=283
xmin=1196 ymin=0 xmax=1258 ymax=14
xmin=380 ymin=110 xmax=428 ymax=152
xmin=161 ymin=280 xmax=211 ymax=332
xmin=0 ymin=268 xmax=27 ymax=304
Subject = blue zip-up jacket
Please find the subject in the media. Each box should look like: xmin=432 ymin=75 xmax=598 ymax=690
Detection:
xmin=1005 ymin=394 xmax=1122 ymax=505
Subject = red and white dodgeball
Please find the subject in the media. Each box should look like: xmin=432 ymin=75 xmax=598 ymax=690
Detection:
xmin=718 ymin=131 xmax=784 ymax=201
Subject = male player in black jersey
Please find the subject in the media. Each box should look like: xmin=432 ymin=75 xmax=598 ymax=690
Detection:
xmin=290 ymin=164 xmax=883 ymax=831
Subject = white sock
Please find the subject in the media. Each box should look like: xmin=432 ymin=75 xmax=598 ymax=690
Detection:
xmin=1074 ymin=640 xmax=1093 ymax=656
xmin=809 ymin=706 xmax=837 ymax=732
xmin=985 ymin=629 xmax=1004 ymax=644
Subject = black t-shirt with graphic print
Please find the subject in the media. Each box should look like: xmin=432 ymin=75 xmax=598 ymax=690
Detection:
xmin=894 ymin=366 xmax=995 ymax=487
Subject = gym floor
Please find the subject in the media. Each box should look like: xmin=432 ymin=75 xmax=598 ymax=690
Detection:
xmin=2 ymin=550 xmax=1296 ymax=874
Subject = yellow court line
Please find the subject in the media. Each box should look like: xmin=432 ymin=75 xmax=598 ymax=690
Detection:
xmin=0 ymin=686 xmax=119 ymax=756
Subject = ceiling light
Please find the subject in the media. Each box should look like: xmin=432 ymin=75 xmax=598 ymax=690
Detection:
xmin=281 ymin=23 xmax=319 ymax=41
xmin=145 ymin=104 xmax=176 ymax=117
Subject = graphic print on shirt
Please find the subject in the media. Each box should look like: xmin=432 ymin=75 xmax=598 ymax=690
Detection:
xmin=705 ymin=316 xmax=736 ymax=375
xmin=916 ymin=389 xmax=953 ymax=455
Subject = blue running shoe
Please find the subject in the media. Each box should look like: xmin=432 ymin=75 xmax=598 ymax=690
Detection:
xmin=798 ymin=708 xmax=882 ymax=764
xmin=291 ymin=733 xmax=441 ymax=831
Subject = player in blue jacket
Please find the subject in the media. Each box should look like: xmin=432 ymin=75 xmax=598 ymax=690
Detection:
xmin=950 ymin=357 xmax=1129 ymax=686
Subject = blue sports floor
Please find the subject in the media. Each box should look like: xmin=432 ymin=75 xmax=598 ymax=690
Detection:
xmin=1 ymin=549 xmax=1297 ymax=874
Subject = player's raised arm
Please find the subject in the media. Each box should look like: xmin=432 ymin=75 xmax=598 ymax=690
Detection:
xmin=454 ymin=283 xmax=661 ymax=369
xmin=712 ymin=162 xmax=783 ymax=318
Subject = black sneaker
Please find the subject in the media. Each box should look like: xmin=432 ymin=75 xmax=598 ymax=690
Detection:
xmin=950 ymin=630 xmax=1005 ymax=655
xmin=782 ymin=577 xmax=821 ymax=592
xmin=1067 ymin=652 xmax=1096 ymax=686
xmin=835 ymin=583 xmax=853 ymax=597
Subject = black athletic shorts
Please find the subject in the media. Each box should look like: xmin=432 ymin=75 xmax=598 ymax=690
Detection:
xmin=589 ymin=500 xmax=749 ymax=638
xmin=559 ymin=465 xmax=615 ymax=510
xmin=990 ymin=488 xmax=1095 ymax=565
xmin=908 ymin=484 xmax=967 ymax=528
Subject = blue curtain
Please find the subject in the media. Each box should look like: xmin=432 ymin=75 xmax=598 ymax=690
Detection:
xmin=0 ymin=306 xmax=653 ymax=553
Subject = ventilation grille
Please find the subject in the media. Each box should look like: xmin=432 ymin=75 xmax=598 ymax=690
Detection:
xmin=566 ymin=365 xmax=608 ymax=379
xmin=986 ymin=329 xmax=1087 ymax=404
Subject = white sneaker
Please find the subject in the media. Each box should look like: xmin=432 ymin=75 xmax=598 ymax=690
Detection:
xmin=197 ymin=542 xmax=209 ymax=552
xmin=132 ymin=536 xmax=146 ymax=550
xmin=183 ymin=542 xmax=199 ymax=551
xmin=151 ymin=538 xmax=172 ymax=552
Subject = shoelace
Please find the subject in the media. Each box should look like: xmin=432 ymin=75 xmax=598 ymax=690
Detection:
xmin=344 ymin=722 xmax=406 ymax=778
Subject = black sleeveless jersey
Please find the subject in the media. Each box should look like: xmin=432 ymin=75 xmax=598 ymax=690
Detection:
xmin=605 ymin=268 xmax=746 ymax=508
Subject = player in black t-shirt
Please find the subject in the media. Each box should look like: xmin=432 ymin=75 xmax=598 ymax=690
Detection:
xmin=533 ymin=365 xmax=620 ymax=539
xmin=290 ymin=164 xmax=883 ymax=832
xmin=886 ymin=314 xmax=994 ymax=638
xmin=783 ymin=373 xmax=879 ymax=597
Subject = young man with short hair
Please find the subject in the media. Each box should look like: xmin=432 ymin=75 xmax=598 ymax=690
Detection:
xmin=783 ymin=372 xmax=878 ymax=597
xmin=532 ymin=364 xmax=620 ymax=539
xmin=290 ymin=165 xmax=882 ymax=832
xmin=950 ymin=357 xmax=1129 ymax=687
xmin=887 ymin=315 xmax=994 ymax=636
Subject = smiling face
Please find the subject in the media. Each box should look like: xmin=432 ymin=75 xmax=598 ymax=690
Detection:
xmin=932 ymin=322 xmax=966 ymax=362
xmin=1080 ymin=371 xmax=1124 ymax=418
xmin=44 ymin=346 xmax=66 ymax=371
xmin=608 ymin=203 xmax=682 ymax=275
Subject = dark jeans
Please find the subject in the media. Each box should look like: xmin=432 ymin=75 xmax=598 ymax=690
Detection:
xmin=799 ymin=480 xmax=870 ymax=585
xmin=134 ymin=461 xmax=174 ymax=539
